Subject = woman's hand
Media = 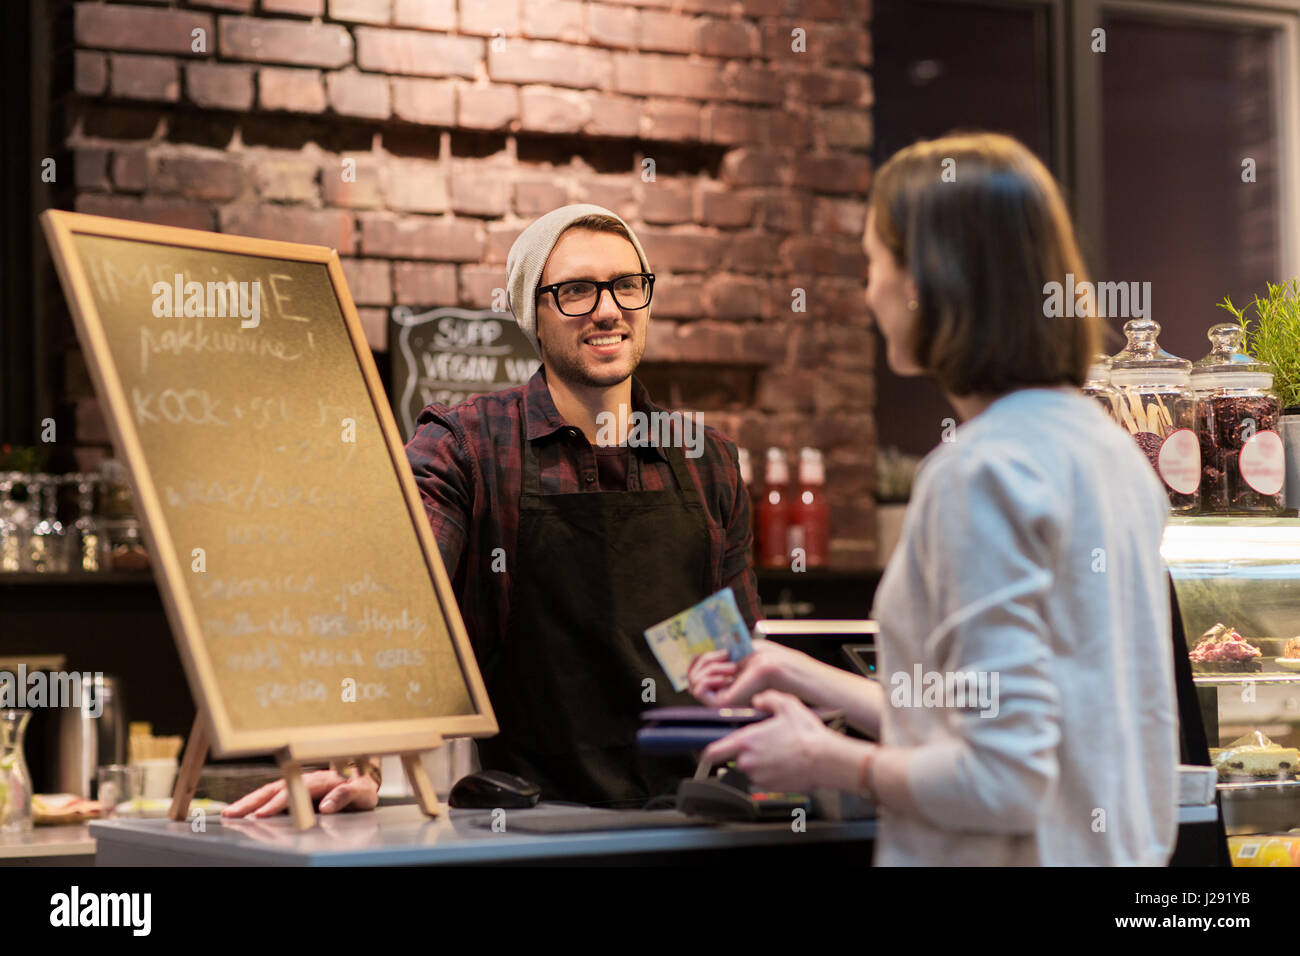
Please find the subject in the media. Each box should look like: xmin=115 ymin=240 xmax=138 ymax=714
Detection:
xmin=221 ymin=768 xmax=378 ymax=819
xmin=702 ymin=690 xmax=860 ymax=792
xmin=687 ymin=639 xmax=828 ymax=707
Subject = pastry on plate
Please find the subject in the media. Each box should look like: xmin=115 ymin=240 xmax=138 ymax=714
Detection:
xmin=1189 ymin=623 xmax=1262 ymax=673
xmin=1211 ymin=731 xmax=1300 ymax=781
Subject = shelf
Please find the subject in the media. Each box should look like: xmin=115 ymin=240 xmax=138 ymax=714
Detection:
xmin=1193 ymin=672 xmax=1300 ymax=686
xmin=1217 ymin=778 xmax=1300 ymax=794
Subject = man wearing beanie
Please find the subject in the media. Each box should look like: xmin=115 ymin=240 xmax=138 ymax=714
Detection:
xmin=398 ymin=204 xmax=762 ymax=808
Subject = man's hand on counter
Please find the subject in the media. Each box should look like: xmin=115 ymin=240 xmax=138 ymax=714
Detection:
xmin=220 ymin=768 xmax=379 ymax=819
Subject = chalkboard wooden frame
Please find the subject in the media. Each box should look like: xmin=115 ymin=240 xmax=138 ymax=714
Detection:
xmin=41 ymin=211 xmax=497 ymax=768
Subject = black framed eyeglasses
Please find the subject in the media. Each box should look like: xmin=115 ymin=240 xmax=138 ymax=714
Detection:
xmin=536 ymin=273 xmax=655 ymax=316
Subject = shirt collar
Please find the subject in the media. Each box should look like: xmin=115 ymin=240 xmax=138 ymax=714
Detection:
xmin=524 ymin=366 xmax=669 ymax=461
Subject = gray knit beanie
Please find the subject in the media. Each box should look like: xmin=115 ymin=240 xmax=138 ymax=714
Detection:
xmin=506 ymin=203 xmax=651 ymax=357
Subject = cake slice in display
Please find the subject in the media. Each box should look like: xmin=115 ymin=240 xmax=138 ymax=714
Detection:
xmin=1210 ymin=731 xmax=1300 ymax=781
xmin=1189 ymin=623 xmax=1262 ymax=673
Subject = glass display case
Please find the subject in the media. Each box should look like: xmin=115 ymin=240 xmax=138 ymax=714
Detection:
xmin=1164 ymin=516 xmax=1300 ymax=841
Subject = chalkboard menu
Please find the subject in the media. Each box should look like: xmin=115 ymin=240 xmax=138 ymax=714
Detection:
xmin=390 ymin=306 xmax=541 ymax=439
xmin=42 ymin=212 xmax=494 ymax=757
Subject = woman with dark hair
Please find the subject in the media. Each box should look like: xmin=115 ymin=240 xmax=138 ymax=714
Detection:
xmin=690 ymin=133 xmax=1178 ymax=866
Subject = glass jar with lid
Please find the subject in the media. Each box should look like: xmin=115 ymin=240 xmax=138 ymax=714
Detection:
xmin=1108 ymin=318 xmax=1200 ymax=513
xmin=1082 ymin=353 xmax=1119 ymax=414
xmin=1191 ymin=322 xmax=1284 ymax=514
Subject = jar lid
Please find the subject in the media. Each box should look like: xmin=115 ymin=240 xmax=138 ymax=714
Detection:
xmin=1084 ymin=353 xmax=1111 ymax=387
xmin=1108 ymin=318 xmax=1190 ymax=387
xmin=1190 ymin=322 xmax=1274 ymax=390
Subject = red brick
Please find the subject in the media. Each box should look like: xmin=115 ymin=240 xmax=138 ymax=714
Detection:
xmin=647 ymin=274 xmax=705 ymax=319
xmin=488 ymin=41 xmax=611 ymax=90
xmin=75 ymin=148 xmax=109 ymax=191
xmin=323 ymin=157 xmax=384 ymax=207
xmin=340 ymin=257 xmax=392 ymax=305
xmin=739 ymin=0 xmax=783 ymax=14
xmin=391 ymin=77 xmax=455 ymax=126
xmin=740 ymin=321 xmax=789 ymax=364
xmin=359 ymin=213 xmax=483 ymax=260
xmin=386 ymin=159 xmax=448 ymax=214
xmin=767 ymin=110 xmax=812 ymax=149
xmin=457 ymin=84 xmax=519 ymax=130
xmin=75 ymin=52 xmax=107 ymax=96
xmin=190 ymin=0 xmax=254 ymax=10
xmin=392 ymin=261 xmax=457 ymax=303
xmin=485 ymin=223 xmax=523 ymax=263
xmin=673 ymin=0 xmax=731 ymax=12
xmin=703 ymin=273 xmax=769 ymax=318
xmin=641 ymin=98 xmax=700 ymax=141
xmin=573 ymin=178 xmax=635 ymax=218
xmin=781 ymin=235 xmax=865 ymax=275
xmin=796 ymin=69 xmax=872 ymax=106
xmin=252 ymin=156 xmax=320 ymax=202
xmin=219 ymin=205 xmax=357 ymax=253
xmin=702 ymin=104 xmax=766 ymax=145
xmin=356 ymin=306 xmax=388 ymax=351
xmin=451 ymin=173 xmax=509 ymax=217
xmin=700 ymin=188 xmax=754 ymax=228
xmin=356 ymin=27 xmax=482 ymax=78
xmin=637 ymin=228 xmax=724 ymax=272
xmin=149 ymin=154 xmax=244 ymax=201
xmin=817 ymin=108 xmax=872 ymax=149
xmin=696 ymin=18 xmax=759 ymax=58
xmin=112 ymin=150 xmax=148 ymax=192
xmin=520 ymin=88 xmax=591 ymax=134
xmin=75 ymin=193 xmax=215 ymax=232
xmin=328 ymin=0 xmax=391 ymax=24
xmin=392 ymin=0 xmax=455 ymax=31
xmin=460 ymin=0 xmax=519 ymax=37
xmin=755 ymin=368 xmax=815 ymax=412
xmin=721 ymin=232 xmax=779 ymax=274
xmin=757 ymin=191 xmax=813 ymax=232
xmin=720 ymin=149 xmax=785 ymax=187
xmin=259 ymin=67 xmax=327 ymax=113
xmin=793 ymin=153 xmax=871 ymax=194
xmin=587 ymin=4 xmax=637 ymax=48
xmin=220 ymin=16 xmax=353 ymax=68
xmin=263 ymin=0 xmax=325 ymax=15
xmin=458 ymin=266 xmax=506 ymax=309
xmin=614 ymin=53 xmax=723 ymax=100
xmin=110 ymin=55 xmax=180 ymax=103
xmin=813 ymin=196 xmax=867 ymax=236
xmin=641 ymin=180 xmax=694 ymax=225
xmin=725 ymin=64 xmax=785 ymax=105
xmin=639 ymin=11 xmax=695 ymax=54
xmin=647 ymin=319 xmax=743 ymax=361
xmin=75 ymin=4 xmax=213 ymax=56
xmin=326 ymin=69 xmax=391 ymax=119
xmin=514 ymin=179 xmax=568 ymax=216
xmin=186 ymin=61 xmax=254 ymax=110
xmin=586 ymin=94 xmax=640 ymax=138
xmin=523 ymin=0 xmax=587 ymax=42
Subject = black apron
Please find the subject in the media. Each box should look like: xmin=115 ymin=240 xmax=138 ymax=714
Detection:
xmin=475 ymin=434 xmax=715 ymax=807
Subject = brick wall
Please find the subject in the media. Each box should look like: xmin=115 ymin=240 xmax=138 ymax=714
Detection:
xmin=62 ymin=0 xmax=877 ymax=568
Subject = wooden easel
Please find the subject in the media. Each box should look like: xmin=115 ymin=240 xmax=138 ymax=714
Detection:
xmin=169 ymin=714 xmax=446 ymax=831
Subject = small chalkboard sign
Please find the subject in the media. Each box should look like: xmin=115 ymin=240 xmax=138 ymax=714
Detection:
xmin=42 ymin=211 xmax=496 ymax=828
xmin=390 ymin=306 xmax=541 ymax=439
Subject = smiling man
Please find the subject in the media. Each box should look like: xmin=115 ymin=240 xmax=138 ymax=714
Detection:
xmin=397 ymin=204 xmax=761 ymax=807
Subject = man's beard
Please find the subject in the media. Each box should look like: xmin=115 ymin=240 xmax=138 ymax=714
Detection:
xmin=540 ymin=331 xmax=645 ymax=390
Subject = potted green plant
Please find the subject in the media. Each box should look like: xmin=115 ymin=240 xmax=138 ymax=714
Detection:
xmin=1221 ymin=278 xmax=1300 ymax=508
xmin=874 ymin=446 xmax=920 ymax=569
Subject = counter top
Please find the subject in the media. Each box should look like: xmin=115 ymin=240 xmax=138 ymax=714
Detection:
xmin=0 ymin=824 xmax=95 ymax=861
xmin=91 ymin=803 xmax=878 ymax=866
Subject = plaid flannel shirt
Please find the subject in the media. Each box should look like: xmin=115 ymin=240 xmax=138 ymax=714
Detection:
xmin=404 ymin=367 xmax=761 ymax=658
